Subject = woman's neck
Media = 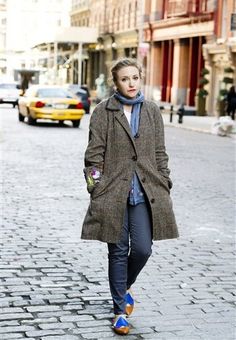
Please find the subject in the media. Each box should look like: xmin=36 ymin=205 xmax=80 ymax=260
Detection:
xmin=123 ymin=104 xmax=132 ymax=113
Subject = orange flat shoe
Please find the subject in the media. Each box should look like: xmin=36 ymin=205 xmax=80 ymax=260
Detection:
xmin=113 ymin=315 xmax=130 ymax=335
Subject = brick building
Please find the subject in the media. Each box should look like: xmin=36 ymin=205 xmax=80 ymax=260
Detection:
xmin=71 ymin=0 xmax=235 ymax=115
xmin=142 ymin=0 xmax=215 ymax=108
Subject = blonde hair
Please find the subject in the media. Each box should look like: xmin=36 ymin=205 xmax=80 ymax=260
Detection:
xmin=110 ymin=58 xmax=142 ymax=84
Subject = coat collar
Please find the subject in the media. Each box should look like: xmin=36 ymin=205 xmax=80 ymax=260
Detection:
xmin=105 ymin=95 xmax=122 ymax=111
xmin=105 ymin=95 xmax=148 ymax=155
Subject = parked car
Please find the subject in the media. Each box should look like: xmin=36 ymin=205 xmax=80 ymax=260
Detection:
xmin=0 ymin=82 xmax=21 ymax=107
xmin=64 ymin=84 xmax=91 ymax=114
xmin=18 ymin=85 xmax=85 ymax=127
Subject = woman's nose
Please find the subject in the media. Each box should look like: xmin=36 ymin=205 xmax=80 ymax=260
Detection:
xmin=129 ymin=80 xmax=134 ymax=87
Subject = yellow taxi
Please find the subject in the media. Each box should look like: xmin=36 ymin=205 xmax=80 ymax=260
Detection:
xmin=18 ymin=85 xmax=85 ymax=127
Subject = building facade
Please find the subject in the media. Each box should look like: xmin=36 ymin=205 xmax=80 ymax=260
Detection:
xmin=72 ymin=0 xmax=232 ymax=115
xmin=71 ymin=0 xmax=140 ymax=90
xmin=142 ymin=0 xmax=216 ymax=109
xmin=203 ymin=0 xmax=236 ymax=115
xmin=2 ymin=0 xmax=234 ymax=116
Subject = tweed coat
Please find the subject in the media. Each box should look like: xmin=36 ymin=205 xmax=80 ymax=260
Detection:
xmin=81 ymin=95 xmax=179 ymax=243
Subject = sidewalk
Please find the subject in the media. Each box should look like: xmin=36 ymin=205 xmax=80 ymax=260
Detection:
xmin=162 ymin=112 xmax=236 ymax=137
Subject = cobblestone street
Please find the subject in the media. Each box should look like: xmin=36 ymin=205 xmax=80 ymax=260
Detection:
xmin=0 ymin=106 xmax=235 ymax=340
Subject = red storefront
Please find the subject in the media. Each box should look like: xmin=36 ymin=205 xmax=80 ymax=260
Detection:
xmin=143 ymin=0 xmax=215 ymax=106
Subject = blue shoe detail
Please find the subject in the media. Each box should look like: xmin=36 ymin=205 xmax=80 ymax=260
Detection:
xmin=114 ymin=315 xmax=129 ymax=328
xmin=125 ymin=292 xmax=134 ymax=306
xmin=125 ymin=291 xmax=134 ymax=316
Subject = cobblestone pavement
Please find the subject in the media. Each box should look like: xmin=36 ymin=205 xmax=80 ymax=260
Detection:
xmin=0 ymin=106 xmax=235 ymax=340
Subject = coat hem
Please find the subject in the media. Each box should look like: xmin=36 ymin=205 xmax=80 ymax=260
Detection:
xmin=80 ymin=234 xmax=179 ymax=244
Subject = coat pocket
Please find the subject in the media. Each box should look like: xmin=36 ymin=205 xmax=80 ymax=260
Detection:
xmin=91 ymin=176 xmax=108 ymax=199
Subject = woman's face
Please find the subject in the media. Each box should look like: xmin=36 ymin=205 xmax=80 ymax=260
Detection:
xmin=115 ymin=66 xmax=141 ymax=99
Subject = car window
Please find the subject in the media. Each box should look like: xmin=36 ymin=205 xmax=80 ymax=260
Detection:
xmin=69 ymin=85 xmax=80 ymax=91
xmin=36 ymin=88 xmax=73 ymax=98
xmin=0 ymin=83 xmax=17 ymax=89
xmin=68 ymin=85 xmax=86 ymax=94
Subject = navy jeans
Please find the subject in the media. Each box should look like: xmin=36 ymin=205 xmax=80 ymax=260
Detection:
xmin=107 ymin=202 xmax=153 ymax=315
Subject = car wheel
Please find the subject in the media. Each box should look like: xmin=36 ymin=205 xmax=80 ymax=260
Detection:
xmin=28 ymin=115 xmax=36 ymax=125
xmin=18 ymin=112 xmax=24 ymax=122
xmin=72 ymin=120 xmax=80 ymax=128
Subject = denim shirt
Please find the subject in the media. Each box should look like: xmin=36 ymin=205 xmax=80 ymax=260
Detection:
xmin=129 ymin=172 xmax=145 ymax=205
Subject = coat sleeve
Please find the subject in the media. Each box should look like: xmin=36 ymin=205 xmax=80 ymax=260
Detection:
xmin=153 ymin=103 xmax=173 ymax=189
xmin=84 ymin=104 xmax=108 ymax=193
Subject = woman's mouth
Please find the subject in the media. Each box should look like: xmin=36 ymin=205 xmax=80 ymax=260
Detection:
xmin=128 ymin=89 xmax=136 ymax=92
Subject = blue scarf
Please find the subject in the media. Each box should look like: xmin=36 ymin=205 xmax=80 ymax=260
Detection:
xmin=114 ymin=91 xmax=145 ymax=206
xmin=114 ymin=91 xmax=144 ymax=137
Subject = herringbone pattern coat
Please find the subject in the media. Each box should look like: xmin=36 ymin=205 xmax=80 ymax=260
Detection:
xmin=81 ymin=96 xmax=179 ymax=243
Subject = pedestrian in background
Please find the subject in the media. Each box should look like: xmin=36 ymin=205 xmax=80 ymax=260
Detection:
xmin=95 ymin=73 xmax=106 ymax=103
xmin=226 ymin=85 xmax=236 ymax=120
xmin=81 ymin=58 xmax=179 ymax=335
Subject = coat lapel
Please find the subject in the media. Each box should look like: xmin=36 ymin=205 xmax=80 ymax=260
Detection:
xmin=106 ymin=96 xmax=137 ymax=153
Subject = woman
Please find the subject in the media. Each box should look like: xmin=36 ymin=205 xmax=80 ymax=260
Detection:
xmin=82 ymin=58 xmax=179 ymax=335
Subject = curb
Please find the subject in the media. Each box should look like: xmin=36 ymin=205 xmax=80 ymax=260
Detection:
xmin=164 ymin=122 xmax=236 ymax=138
xmin=164 ymin=122 xmax=211 ymax=134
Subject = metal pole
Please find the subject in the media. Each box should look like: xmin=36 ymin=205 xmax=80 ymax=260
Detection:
xmin=170 ymin=105 xmax=173 ymax=122
xmin=78 ymin=42 xmax=82 ymax=86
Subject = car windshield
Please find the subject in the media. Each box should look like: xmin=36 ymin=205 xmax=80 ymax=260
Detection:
xmin=69 ymin=85 xmax=82 ymax=91
xmin=68 ymin=85 xmax=86 ymax=93
xmin=0 ymin=83 xmax=17 ymax=89
xmin=36 ymin=88 xmax=73 ymax=98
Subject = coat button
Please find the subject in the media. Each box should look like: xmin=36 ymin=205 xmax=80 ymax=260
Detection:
xmin=150 ymin=198 xmax=155 ymax=204
xmin=132 ymin=155 xmax=137 ymax=161
xmin=141 ymin=177 xmax=146 ymax=183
